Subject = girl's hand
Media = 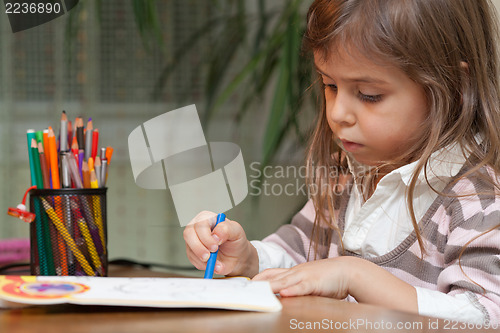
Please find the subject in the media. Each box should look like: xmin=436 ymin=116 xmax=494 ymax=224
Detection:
xmin=253 ymin=256 xmax=418 ymax=313
xmin=252 ymin=257 xmax=351 ymax=299
xmin=183 ymin=211 xmax=258 ymax=277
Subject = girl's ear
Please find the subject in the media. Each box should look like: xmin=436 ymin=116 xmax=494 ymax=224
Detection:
xmin=460 ymin=61 xmax=469 ymax=72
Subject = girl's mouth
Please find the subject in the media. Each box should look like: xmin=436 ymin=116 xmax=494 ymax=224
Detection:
xmin=340 ymin=139 xmax=363 ymax=152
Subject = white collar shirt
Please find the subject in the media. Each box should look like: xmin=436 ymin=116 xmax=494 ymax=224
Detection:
xmin=343 ymin=143 xmax=467 ymax=257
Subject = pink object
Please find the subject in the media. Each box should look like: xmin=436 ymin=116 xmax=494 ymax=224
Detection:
xmin=0 ymin=238 xmax=30 ymax=265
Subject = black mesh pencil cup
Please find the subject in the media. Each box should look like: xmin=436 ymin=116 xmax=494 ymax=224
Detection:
xmin=29 ymin=188 xmax=108 ymax=276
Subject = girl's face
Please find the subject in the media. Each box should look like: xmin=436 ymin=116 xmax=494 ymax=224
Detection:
xmin=315 ymin=49 xmax=429 ymax=166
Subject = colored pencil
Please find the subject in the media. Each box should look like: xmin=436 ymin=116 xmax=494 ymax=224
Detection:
xmin=71 ymin=136 xmax=79 ymax=162
xmin=91 ymin=128 xmax=99 ymax=160
xmin=82 ymin=161 xmax=91 ymax=188
xmin=30 ymin=139 xmax=44 ymax=188
xmin=47 ymin=127 xmax=60 ymax=189
xmin=38 ymin=142 xmax=50 ymax=189
xmin=90 ymin=169 xmax=98 ymax=189
xmin=67 ymin=153 xmax=83 ymax=189
xmin=70 ymin=199 xmax=102 ymax=274
xmin=204 ymin=213 xmax=226 ymax=279
xmin=105 ymin=146 xmax=113 ymax=163
xmin=76 ymin=117 xmax=84 ymax=150
xmin=91 ymin=194 xmax=106 ymax=255
xmin=84 ymin=118 xmax=93 ymax=160
xmin=33 ymin=198 xmax=52 ymax=275
xmin=78 ymin=149 xmax=84 ymax=181
xmin=94 ymin=157 xmax=102 ymax=188
xmin=61 ymin=154 xmax=71 ymax=188
xmin=101 ymin=159 xmax=108 ymax=187
xmin=88 ymin=157 xmax=94 ymax=173
xmin=35 ymin=130 xmax=44 ymax=144
xmin=60 ymin=111 xmax=68 ymax=152
xmin=67 ymin=120 xmax=73 ymax=149
xmin=42 ymin=129 xmax=51 ymax=184
xmin=40 ymin=198 xmax=94 ymax=276
xmin=26 ymin=130 xmax=37 ymax=186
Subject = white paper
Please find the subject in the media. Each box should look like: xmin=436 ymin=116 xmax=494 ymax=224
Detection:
xmin=0 ymin=276 xmax=282 ymax=312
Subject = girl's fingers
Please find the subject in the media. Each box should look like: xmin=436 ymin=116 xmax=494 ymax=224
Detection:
xmin=212 ymin=219 xmax=242 ymax=244
xmin=183 ymin=221 xmax=213 ymax=262
xmin=266 ymin=271 xmax=302 ymax=294
xmin=275 ymin=281 xmax=312 ymax=297
xmin=254 ymin=268 xmax=313 ymax=296
xmin=252 ymin=268 xmax=289 ymax=281
xmin=194 ymin=220 xmax=219 ymax=252
xmin=185 ymin=246 xmax=207 ymax=270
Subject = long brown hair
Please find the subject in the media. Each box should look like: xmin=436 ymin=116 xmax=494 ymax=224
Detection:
xmin=303 ymin=0 xmax=500 ymax=259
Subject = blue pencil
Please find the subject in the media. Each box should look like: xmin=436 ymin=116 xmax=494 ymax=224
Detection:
xmin=204 ymin=213 xmax=226 ymax=279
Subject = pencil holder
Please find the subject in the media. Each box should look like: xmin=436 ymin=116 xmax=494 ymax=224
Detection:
xmin=29 ymin=188 xmax=108 ymax=277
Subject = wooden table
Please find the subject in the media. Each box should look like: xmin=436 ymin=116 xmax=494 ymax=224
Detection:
xmin=0 ymin=265 xmax=495 ymax=332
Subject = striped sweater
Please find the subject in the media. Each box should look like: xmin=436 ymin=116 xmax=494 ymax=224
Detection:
xmin=262 ymin=166 xmax=500 ymax=324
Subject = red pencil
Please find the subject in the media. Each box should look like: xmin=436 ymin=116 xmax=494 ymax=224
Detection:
xmin=91 ymin=128 xmax=99 ymax=160
xmin=71 ymin=136 xmax=79 ymax=164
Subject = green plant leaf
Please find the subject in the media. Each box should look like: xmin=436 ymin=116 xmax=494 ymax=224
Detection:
xmin=131 ymin=0 xmax=163 ymax=52
xmin=262 ymin=0 xmax=303 ymax=164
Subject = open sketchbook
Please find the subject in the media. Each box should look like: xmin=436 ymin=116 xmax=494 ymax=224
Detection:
xmin=0 ymin=275 xmax=282 ymax=312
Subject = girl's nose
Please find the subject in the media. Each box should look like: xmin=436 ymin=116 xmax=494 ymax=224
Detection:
xmin=327 ymin=94 xmax=356 ymax=126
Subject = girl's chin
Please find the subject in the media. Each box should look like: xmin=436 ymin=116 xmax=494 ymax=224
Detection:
xmin=348 ymin=154 xmax=386 ymax=167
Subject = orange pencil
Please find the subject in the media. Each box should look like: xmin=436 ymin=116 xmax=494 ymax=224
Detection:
xmin=42 ymin=129 xmax=51 ymax=178
xmin=48 ymin=127 xmax=60 ymax=189
xmin=88 ymin=157 xmax=94 ymax=173
xmin=49 ymin=126 xmax=67 ymax=273
xmin=82 ymin=160 xmax=91 ymax=188
xmin=105 ymin=146 xmax=113 ymax=163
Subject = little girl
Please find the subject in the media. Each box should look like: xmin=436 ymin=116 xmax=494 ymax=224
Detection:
xmin=183 ymin=0 xmax=500 ymax=325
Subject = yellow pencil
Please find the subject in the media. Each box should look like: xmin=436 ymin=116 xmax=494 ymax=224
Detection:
xmin=69 ymin=197 xmax=102 ymax=273
xmin=90 ymin=169 xmax=99 ymax=189
xmin=89 ymin=169 xmax=106 ymax=253
xmin=77 ymin=219 xmax=102 ymax=272
xmin=40 ymin=198 xmax=94 ymax=276
xmin=92 ymin=195 xmax=106 ymax=256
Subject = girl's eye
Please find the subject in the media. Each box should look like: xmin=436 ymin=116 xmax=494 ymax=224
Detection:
xmin=323 ymin=83 xmax=337 ymax=92
xmin=323 ymin=83 xmax=382 ymax=103
xmin=358 ymin=92 xmax=382 ymax=103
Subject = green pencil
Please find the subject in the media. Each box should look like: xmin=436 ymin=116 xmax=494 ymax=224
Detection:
xmin=26 ymin=130 xmax=37 ymax=186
